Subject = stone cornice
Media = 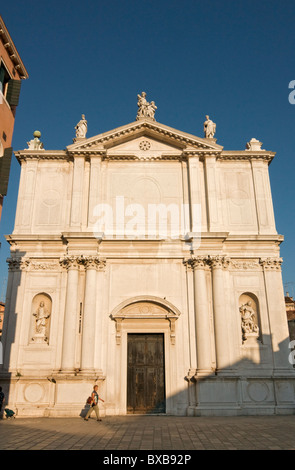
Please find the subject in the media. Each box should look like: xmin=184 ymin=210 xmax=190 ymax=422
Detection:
xmin=14 ymin=150 xmax=69 ymax=163
xmin=14 ymin=119 xmax=276 ymax=165
xmin=67 ymin=119 xmax=224 ymax=152
xmin=14 ymin=148 xmax=276 ymax=165
xmin=0 ymin=15 xmax=29 ymax=79
xmin=218 ymin=150 xmax=275 ymax=164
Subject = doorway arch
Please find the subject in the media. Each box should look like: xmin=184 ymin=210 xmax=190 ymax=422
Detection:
xmin=110 ymin=296 xmax=181 ymax=414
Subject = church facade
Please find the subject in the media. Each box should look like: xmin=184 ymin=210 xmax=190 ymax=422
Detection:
xmin=1 ymin=94 xmax=295 ymax=417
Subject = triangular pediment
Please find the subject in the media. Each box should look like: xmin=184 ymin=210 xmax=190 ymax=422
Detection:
xmin=66 ymin=119 xmax=223 ymax=156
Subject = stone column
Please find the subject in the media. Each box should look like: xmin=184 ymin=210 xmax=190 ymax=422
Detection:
xmin=183 ymin=259 xmax=197 ymax=375
xmin=210 ymin=255 xmax=231 ymax=372
xmin=2 ymin=258 xmax=30 ymax=370
xmin=191 ymin=256 xmax=212 ymax=375
xmin=59 ymin=256 xmax=82 ymax=372
xmin=80 ymin=257 xmax=106 ymax=374
xmin=260 ymin=257 xmax=293 ymax=373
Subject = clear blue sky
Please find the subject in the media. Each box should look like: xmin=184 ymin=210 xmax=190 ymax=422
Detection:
xmin=0 ymin=0 xmax=295 ymax=299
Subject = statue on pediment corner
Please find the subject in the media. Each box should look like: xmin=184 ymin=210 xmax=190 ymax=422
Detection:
xmin=74 ymin=114 xmax=87 ymax=140
xmin=204 ymin=115 xmax=216 ymax=139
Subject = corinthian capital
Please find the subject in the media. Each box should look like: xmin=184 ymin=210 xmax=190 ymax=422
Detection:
xmin=7 ymin=257 xmax=30 ymax=272
xmin=260 ymin=257 xmax=283 ymax=271
xmin=59 ymin=255 xmax=85 ymax=270
xmin=208 ymin=255 xmax=230 ymax=269
xmin=191 ymin=256 xmax=209 ymax=269
xmin=183 ymin=256 xmax=209 ymax=271
xmin=84 ymin=256 xmax=106 ymax=271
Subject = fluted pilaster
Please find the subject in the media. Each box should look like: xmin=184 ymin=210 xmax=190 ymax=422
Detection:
xmin=80 ymin=256 xmax=106 ymax=373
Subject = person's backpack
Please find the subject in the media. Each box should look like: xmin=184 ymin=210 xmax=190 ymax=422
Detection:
xmin=4 ymin=408 xmax=15 ymax=419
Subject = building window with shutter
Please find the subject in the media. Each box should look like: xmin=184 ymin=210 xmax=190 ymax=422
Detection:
xmin=0 ymin=61 xmax=11 ymax=98
xmin=0 ymin=61 xmax=21 ymax=108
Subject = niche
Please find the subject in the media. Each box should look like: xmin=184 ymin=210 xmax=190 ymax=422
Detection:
xmin=30 ymin=293 xmax=52 ymax=345
xmin=239 ymin=292 xmax=261 ymax=344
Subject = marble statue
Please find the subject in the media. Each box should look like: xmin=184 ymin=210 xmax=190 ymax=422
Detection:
xmin=32 ymin=300 xmax=50 ymax=342
xmin=240 ymin=301 xmax=259 ymax=341
xmin=75 ymin=114 xmax=87 ymax=139
xmin=203 ymin=115 xmax=216 ymax=139
xmin=136 ymin=92 xmax=156 ymax=121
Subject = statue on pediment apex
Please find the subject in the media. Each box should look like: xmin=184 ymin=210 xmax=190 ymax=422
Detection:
xmin=136 ymin=92 xmax=157 ymax=121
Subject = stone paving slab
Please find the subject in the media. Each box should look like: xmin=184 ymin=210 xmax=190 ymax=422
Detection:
xmin=0 ymin=415 xmax=295 ymax=454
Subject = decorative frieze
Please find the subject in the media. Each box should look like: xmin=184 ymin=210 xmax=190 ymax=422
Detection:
xmin=29 ymin=260 xmax=59 ymax=271
xmin=230 ymin=259 xmax=260 ymax=270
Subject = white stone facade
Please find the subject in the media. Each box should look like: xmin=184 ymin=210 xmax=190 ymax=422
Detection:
xmin=1 ymin=112 xmax=295 ymax=417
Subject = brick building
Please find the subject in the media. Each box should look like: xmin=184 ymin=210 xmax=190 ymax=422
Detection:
xmin=286 ymin=293 xmax=295 ymax=341
xmin=0 ymin=15 xmax=28 ymax=221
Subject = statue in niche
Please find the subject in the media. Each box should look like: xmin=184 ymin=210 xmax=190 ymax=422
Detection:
xmin=203 ymin=115 xmax=216 ymax=139
xmin=240 ymin=301 xmax=259 ymax=342
xmin=32 ymin=299 xmax=51 ymax=343
xmin=136 ymin=92 xmax=157 ymax=121
xmin=75 ymin=114 xmax=87 ymax=139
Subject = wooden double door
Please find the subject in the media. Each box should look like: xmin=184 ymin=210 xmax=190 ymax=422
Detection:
xmin=127 ymin=333 xmax=166 ymax=414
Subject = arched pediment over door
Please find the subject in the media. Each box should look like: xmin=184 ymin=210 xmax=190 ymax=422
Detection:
xmin=110 ymin=295 xmax=181 ymax=345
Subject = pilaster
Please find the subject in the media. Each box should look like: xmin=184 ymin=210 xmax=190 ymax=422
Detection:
xmin=80 ymin=256 xmax=106 ymax=374
xmin=209 ymin=255 xmax=231 ymax=373
xmin=59 ymin=255 xmax=84 ymax=372
xmin=70 ymin=155 xmax=85 ymax=229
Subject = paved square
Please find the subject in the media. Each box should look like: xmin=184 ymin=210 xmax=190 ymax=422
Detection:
xmin=1 ymin=415 xmax=295 ymax=451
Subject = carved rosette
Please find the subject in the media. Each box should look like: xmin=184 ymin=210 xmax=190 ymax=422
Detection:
xmin=260 ymin=257 xmax=283 ymax=271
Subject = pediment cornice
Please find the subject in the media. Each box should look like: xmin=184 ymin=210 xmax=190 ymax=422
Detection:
xmin=66 ymin=119 xmax=224 ymax=154
xmin=14 ymin=120 xmax=275 ymax=164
